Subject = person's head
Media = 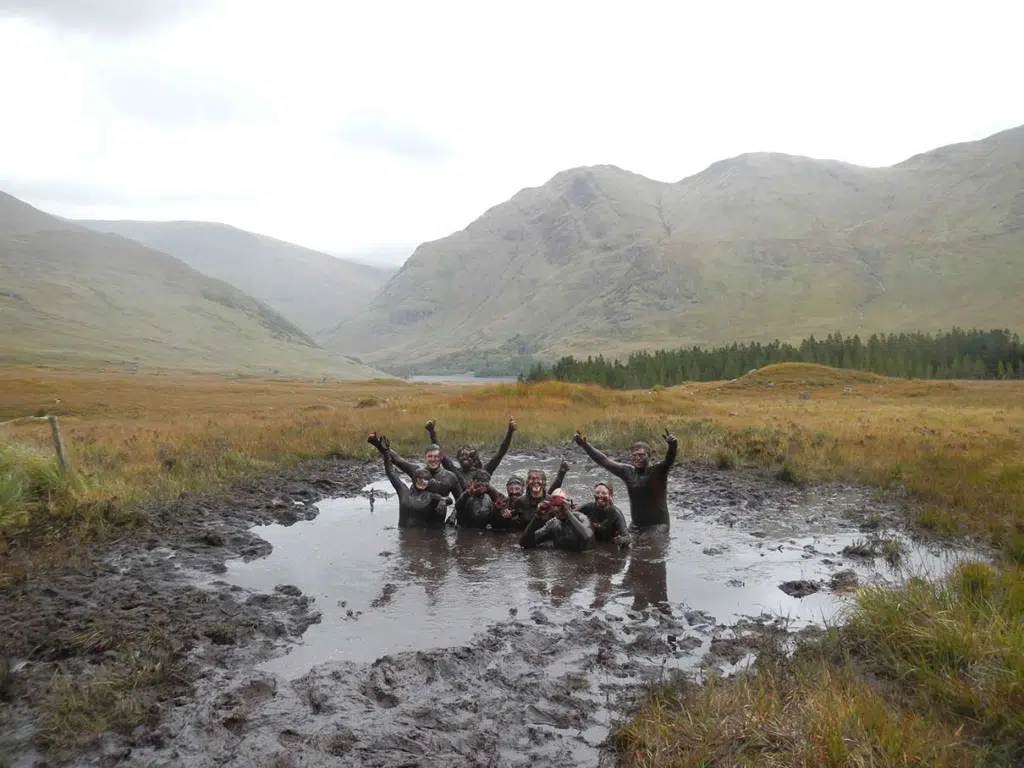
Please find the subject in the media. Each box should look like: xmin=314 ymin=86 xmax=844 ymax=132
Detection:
xmin=470 ymin=469 xmax=490 ymax=495
xmin=424 ymin=443 xmax=442 ymax=470
xmin=456 ymin=444 xmax=478 ymax=472
xmin=527 ymin=469 xmax=547 ymax=498
xmin=594 ymin=482 xmax=613 ymax=508
xmin=548 ymin=487 xmax=570 ymax=515
xmin=506 ymin=474 xmax=525 ymax=500
xmin=413 ymin=467 xmax=431 ymax=491
xmin=630 ymin=441 xmax=652 ymax=469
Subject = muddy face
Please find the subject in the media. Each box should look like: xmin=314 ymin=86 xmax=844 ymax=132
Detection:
xmin=456 ymin=446 xmax=477 ymax=472
xmin=424 ymin=449 xmax=442 ymax=470
xmin=630 ymin=443 xmax=651 ymax=469
xmin=506 ymin=482 xmax=524 ymax=499
xmin=413 ymin=470 xmax=431 ymax=491
xmin=594 ymin=483 xmax=612 ymax=508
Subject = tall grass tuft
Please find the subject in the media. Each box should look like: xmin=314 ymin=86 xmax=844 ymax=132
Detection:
xmin=0 ymin=441 xmax=84 ymax=531
xmin=841 ymin=561 xmax=1024 ymax=753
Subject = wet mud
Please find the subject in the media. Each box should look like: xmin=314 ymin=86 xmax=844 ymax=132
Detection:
xmin=0 ymin=453 xmax=986 ymax=767
xmin=0 ymin=457 xmax=374 ymax=767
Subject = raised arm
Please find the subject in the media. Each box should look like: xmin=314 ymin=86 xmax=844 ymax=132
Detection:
xmin=483 ymin=417 xmax=516 ymax=475
xmin=657 ymin=429 xmax=678 ymax=474
xmin=387 ymin=449 xmax=419 ymax=478
xmin=369 ymin=434 xmax=408 ymax=500
xmin=572 ymin=432 xmax=630 ymax=479
xmin=548 ymin=458 xmax=570 ymax=495
xmin=425 ymin=419 xmax=441 ymax=448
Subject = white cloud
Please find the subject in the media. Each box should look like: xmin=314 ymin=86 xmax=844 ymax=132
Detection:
xmin=1 ymin=0 xmax=1022 ymax=261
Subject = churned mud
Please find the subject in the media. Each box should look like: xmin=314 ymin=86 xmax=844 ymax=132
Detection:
xmin=0 ymin=452 xmax=986 ymax=767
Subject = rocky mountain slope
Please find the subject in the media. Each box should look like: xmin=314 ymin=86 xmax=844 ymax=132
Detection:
xmin=324 ymin=125 xmax=1024 ymax=373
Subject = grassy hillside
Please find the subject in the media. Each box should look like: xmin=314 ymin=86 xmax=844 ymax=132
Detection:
xmin=0 ymin=192 xmax=386 ymax=379
xmin=324 ymin=125 xmax=1024 ymax=373
xmin=76 ymin=220 xmax=395 ymax=339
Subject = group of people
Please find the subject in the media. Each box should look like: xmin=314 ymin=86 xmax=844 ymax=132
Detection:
xmin=366 ymin=417 xmax=678 ymax=552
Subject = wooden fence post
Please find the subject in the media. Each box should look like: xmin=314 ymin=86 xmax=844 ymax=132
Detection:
xmin=48 ymin=415 xmax=71 ymax=474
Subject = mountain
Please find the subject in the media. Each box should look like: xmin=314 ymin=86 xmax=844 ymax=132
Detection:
xmin=75 ymin=220 xmax=395 ymax=339
xmin=324 ymin=125 xmax=1024 ymax=373
xmin=0 ymin=192 xmax=386 ymax=378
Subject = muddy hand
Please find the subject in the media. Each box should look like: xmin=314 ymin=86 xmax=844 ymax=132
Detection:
xmin=572 ymin=431 xmax=587 ymax=446
xmin=367 ymin=431 xmax=381 ymax=447
xmin=378 ymin=435 xmax=390 ymax=451
xmin=425 ymin=419 xmax=436 ymax=434
xmin=662 ymin=428 xmax=677 ymax=446
xmin=508 ymin=415 xmax=517 ymax=432
xmin=559 ymin=458 xmax=570 ymax=474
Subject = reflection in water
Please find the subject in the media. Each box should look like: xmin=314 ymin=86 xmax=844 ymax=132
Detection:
xmin=624 ymin=525 xmax=670 ymax=613
xmin=225 ymin=454 xmax=976 ymax=677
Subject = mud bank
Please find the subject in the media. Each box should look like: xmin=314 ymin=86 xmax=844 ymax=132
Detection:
xmin=0 ymin=453 xmax=985 ymax=767
xmin=0 ymin=457 xmax=376 ymax=766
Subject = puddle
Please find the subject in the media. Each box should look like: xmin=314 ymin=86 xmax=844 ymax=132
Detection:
xmin=225 ymin=454 xmax=975 ymax=678
xmin=131 ymin=453 xmax=989 ymax=767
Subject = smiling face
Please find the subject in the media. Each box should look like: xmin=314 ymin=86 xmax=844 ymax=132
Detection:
xmin=456 ymin=446 xmax=477 ymax=471
xmin=413 ymin=471 xmax=431 ymax=491
xmin=594 ymin=483 xmax=612 ymax=508
xmin=630 ymin=442 xmax=650 ymax=469
xmin=424 ymin=448 xmax=442 ymax=470
xmin=506 ymin=481 xmax=525 ymax=499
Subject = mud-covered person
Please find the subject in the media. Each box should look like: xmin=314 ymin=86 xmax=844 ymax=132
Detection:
xmin=368 ymin=433 xmax=450 ymax=528
xmin=453 ymin=469 xmax=508 ymax=529
xmin=508 ymin=461 xmax=570 ymax=528
xmin=385 ymin=434 xmax=462 ymax=501
xmin=505 ymin=474 xmax=526 ymax=504
xmin=489 ymin=474 xmax=527 ymax=530
xmin=577 ymin=482 xmax=631 ymax=547
xmin=520 ymin=488 xmax=595 ymax=551
xmin=572 ymin=428 xmax=678 ymax=528
xmin=425 ymin=417 xmax=516 ymax=492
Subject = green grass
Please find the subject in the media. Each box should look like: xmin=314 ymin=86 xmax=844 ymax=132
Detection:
xmin=616 ymin=562 xmax=1024 ymax=767
xmin=0 ymin=442 xmax=84 ymax=530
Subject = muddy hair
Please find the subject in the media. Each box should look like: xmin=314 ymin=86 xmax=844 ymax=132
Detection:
xmin=471 ymin=469 xmax=491 ymax=483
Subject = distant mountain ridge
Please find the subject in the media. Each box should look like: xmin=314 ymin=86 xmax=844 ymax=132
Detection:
xmin=323 ymin=124 xmax=1024 ymax=373
xmin=0 ymin=192 xmax=386 ymax=378
xmin=76 ymin=219 xmax=395 ymax=339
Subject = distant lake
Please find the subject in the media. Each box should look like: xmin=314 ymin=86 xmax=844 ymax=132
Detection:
xmin=405 ymin=374 xmax=519 ymax=385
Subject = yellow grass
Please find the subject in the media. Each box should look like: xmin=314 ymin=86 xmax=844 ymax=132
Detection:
xmin=2 ymin=363 xmax=1021 ymax=551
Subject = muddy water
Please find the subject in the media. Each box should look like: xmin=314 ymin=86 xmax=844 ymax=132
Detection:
xmin=226 ymin=454 xmax=963 ymax=679
xmin=139 ymin=455 xmax=983 ymax=767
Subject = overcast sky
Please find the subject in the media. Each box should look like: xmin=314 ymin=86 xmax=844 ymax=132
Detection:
xmin=1 ymin=0 xmax=1021 ymax=265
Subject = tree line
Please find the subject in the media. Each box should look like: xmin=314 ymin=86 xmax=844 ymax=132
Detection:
xmin=521 ymin=328 xmax=1024 ymax=389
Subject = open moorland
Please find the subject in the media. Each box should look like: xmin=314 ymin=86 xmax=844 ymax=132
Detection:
xmin=1 ymin=363 xmax=1022 ymax=765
